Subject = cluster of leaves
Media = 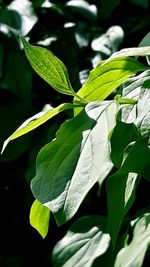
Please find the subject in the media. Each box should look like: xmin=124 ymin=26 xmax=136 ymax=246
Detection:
xmin=2 ymin=35 xmax=150 ymax=266
xmin=1 ymin=0 xmax=150 ymax=266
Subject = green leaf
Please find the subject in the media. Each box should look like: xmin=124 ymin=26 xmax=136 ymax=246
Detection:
xmin=107 ymin=138 xmax=150 ymax=246
xmin=31 ymin=101 xmax=118 ymax=225
xmin=30 ymin=199 xmax=50 ymax=238
xmin=110 ymin=121 xmax=137 ymax=168
xmin=107 ymin=171 xmax=139 ymax=247
xmin=76 ymin=57 xmax=146 ymax=102
xmin=1 ymin=103 xmax=73 ymax=153
xmin=52 ymin=216 xmax=110 ymax=267
xmin=138 ymin=32 xmax=150 ymax=65
xmin=121 ymin=72 xmax=150 ymax=146
xmin=134 ymin=87 xmax=150 ymax=146
xmin=121 ymin=70 xmax=150 ymax=123
xmin=114 ymin=213 xmax=150 ymax=267
xmin=21 ymin=37 xmax=76 ymax=96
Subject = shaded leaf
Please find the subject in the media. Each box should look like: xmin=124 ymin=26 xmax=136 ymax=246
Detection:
xmin=114 ymin=213 xmax=150 ymax=267
xmin=8 ymin=0 xmax=37 ymax=34
xmin=66 ymin=0 xmax=97 ymax=24
xmin=107 ymin=138 xmax=150 ymax=246
xmin=30 ymin=199 xmax=50 ymax=238
xmin=110 ymin=121 xmax=137 ymax=168
xmin=76 ymin=57 xmax=146 ymax=102
xmin=52 ymin=216 xmax=110 ymax=267
xmin=21 ymin=37 xmax=76 ymax=96
xmin=1 ymin=103 xmax=73 ymax=153
xmin=31 ymin=101 xmax=118 ymax=225
xmin=0 ymin=51 xmax=32 ymax=105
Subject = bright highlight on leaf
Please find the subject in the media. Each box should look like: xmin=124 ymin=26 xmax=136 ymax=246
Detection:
xmin=52 ymin=216 xmax=110 ymax=267
xmin=31 ymin=101 xmax=118 ymax=225
xmin=30 ymin=199 xmax=50 ymax=238
xmin=114 ymin=213 xmax=150 ymax=267
xmin=76 ymin=56 xmax=147 ymax=102
xmin=20 ymin=36 xmax=76 ymax=96
xmin=1 ymin=103 xmax=73 ymax=153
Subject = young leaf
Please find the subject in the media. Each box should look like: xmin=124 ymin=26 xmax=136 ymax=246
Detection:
xmin=21 ymin=37 xmax=75 ymax=96
xmin=30 ymin=199 xmax=50 ymax=238
xmin=76 ymin=56 xmax=146 ymax=102
xmin=114 ymin=213 xmax=150 ymax=267
xmin=1 ymin=103 xmax=73 ymax=153
xmin=52 ymin=216 xmax=110 ymax=267
xmin=107 ymin=138 xmax=150 ymax=246
xmin=31 ymin=101 xmax=118 ymax=225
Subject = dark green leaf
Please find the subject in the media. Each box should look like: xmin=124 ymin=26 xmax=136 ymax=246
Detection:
xmin=52 ymin=216 xmax=110 ymax=267
xmin=0 ymin=51 xmax=32 ymax=105
xmin=107 ymin=138 xmax=150 ymax=246
xmin=31 ymin=101 xmax=118 ymax=225
xmin=110 ymin=121 xmax=137 ymax=168
xmin=107 ymin=171 xmax=139 ymax=247
xmin=114 ymin=213 xmax=150 ymax=267
xmin=21 ymin=37 xmax=76 ymax=97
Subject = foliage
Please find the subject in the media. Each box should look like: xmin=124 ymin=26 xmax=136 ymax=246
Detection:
xmin=1 ymin=0 xmax=150 ymax=266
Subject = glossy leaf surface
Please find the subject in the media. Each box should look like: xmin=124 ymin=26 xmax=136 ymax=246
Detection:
xmin=76 ymin=56 xmax=146 ymax=102
xmin=21 ymin=37 xmax=75 ymax=96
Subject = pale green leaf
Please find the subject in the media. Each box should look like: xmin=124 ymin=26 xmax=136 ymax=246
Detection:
xmin=31 ymin=101 xmax=118 ymax=225
xmin=121 ymin=70 xmax=150 ymax=123
xmin=121 ymin=71 xmax=150 ymax=146
xmin=30 ymin=199 xmax=50 ymax=238
xmin=76 ymin=57 xmax=146 ymax=102
xmin=114 ymin=213 xmax=150 ymax=267
xmin=1 ymin=103 xmax=73 ymax=153
xmin=52 ymin=216 xmax=110 ymax=267
xmin=112 ymin=46 xmax=150 ymax=59
xmin=21 ymin=37 xmax=75 ymax=96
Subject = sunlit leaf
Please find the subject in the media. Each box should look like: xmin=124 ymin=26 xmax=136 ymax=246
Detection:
xmin=31 ymin=101 xmax=118 ymax=225
xmin=21 ymin=37 xmax=76 ymax=96
xmin=52 ymin=216 xmax=110 ymax=267
xmin=107 ymin=138 xmax=150 ymax=246
xmin=76 ymin=57 xmax=146 ymax=102
xmin=114 ymin=213 xmax=150 ymax=267
xmin=30 ymin=199 xmax=50 ymax=238
xmin=1 ymin=103 xmax=73 ymax=153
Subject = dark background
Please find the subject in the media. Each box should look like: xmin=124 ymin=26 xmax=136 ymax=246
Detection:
xmin=0 ymin=0 xmax=150 ymax=266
